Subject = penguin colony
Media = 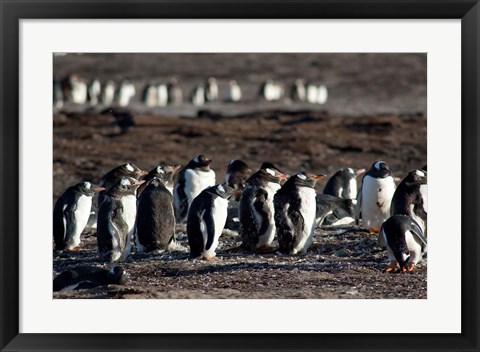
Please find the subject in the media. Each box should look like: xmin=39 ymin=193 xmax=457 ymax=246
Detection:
xmin=54 ymin=75 xmax=328 ymax=108
xmin=54 ymin=158 xmax=427 ymax=275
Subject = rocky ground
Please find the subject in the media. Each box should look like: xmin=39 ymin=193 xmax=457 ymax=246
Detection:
xmin=53 ymin=53 xmax=427 ymax=299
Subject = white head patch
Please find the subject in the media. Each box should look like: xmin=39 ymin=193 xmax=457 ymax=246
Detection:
xmin=84 ymin=181 xmax=91 ymax=190
xmin=347 ymin=168 xmax=354 ymax=174
xmin=415 ymin=170 xmax=425 ymax=177
xmin=297 ymin=173 xmax=307 ymax=180
xmin=193 ymin=156 xmax=201 ymax=163
xmin=156 ymin=166 xmax=165 ymax=174
xmin=125 ymin=163 xmax=134 ymax=172
xmin=120 ymin=178 xmax=131 ymax=186
xmin=374 ymin=161 xmax=384 ymax=170
xmin=217 ymin=184 xmax=225 ymax=193
xmin=266 ymin=168 xmax=276 ymax=176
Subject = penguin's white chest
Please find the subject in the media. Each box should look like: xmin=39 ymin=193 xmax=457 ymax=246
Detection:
xmin=69 ymin=195 xmax=92 ymax=247
xmin=420 ymin=184 xmax=428 ymax=213
xmin=361 ymin=175 xmax=396 ymax=229
xmin=184 ymin=169 xmax=216 ymax=204
xmin=120 ymin=194 xmax=137 ymax=232
xmin=348 ymin=178 xmax=357 ymax=199
xmin=201 ymin=197 xmax=228 ymax=257
xmin=292 ymin=187 xmax=316 ymax=253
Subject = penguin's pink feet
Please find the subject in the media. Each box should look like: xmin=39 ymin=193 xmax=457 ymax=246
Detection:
xmin=68 ymin=247 xmax=81 ymax=251
xmin=369 ymin=228 xmax=378 ymax=235
xmin=407 ymin=263 xmax=415 ymax=272
xmin=385 ymin=260 xmax=398 ymax=272
xmin=204 ymin=256 xmax=221 ymax=261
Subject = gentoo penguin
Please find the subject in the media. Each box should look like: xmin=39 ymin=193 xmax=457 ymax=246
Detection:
xmin=259 ymin=79 xmax=283 ymax=101
xmin=190 ymin=85 xmax=205 ymax=106
xmin=101 ymin=80 xmax=116 ymax=106
xmin=315 ymin=194 xmax=356 ymax=227
xmin=225 ymin=159 xmax=252 ymax=201
xmin=156 ymin=83 xmax=168 ymax=106
xmin=53 ymin=266 xmax=127 ymax=292
xmin=135 ymin=166 xmax=182 ymax=253
xmin=98 ymin=162 xmax=147 ymax=206
xmin=317 ymin=84 xmax=328 ymax=104
xmin=225 ymin=80 xmax=242 ymax=102
xmin=142 ymin=84 xmax=158 ymax=107
xmin=167 ymin=78 xmax=183 ymax=105
xmin=87 ymin=79 xmax=101 ymax=105
xmin=97 ymin=177 xmax=145 ymax=262
xmin=323 ymin=167 xmax=365 ymax=200
xmin=117 ymin=79 xmax=136 ymax=107
xmin=137 ymin=164 xmax=181 ymax=197
xmin=68 ymin=74 xmax=88 ymax=104
xmin=306 ymin=82 xmax=318 ymax=104
xmin=390 ymin=169 xmax=428 ymax=233
xmin=205 ymin=77 xmax=219 ymax=102
xmin=173 ymin=155 xmax=216 ymax=223
xmin=381 ymin=214 xmax=427 ymax=272
xmin=187 ymin=184 xmax=234 ymax=260
xmin=53 ymin=181 xmax=105 ymax=251
xmin=239 ymin=162 xmax=288 ymax=251
xmin=290 ymin=78 xmax=306 ymax=102
xmin=357 ymin=161 xmax=396 ymax=235
xmin=274 ymin=172 xmax=325 ymax=254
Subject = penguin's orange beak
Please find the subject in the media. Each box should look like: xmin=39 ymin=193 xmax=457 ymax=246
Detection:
xmin=356 ymin=168 xmax=366 ymax=176
xmin=277 ymin=173 xmax=289 ymax=179
xmin=94 ymin=187 xmax=106 ymax=191
xmin=133 ymin=180 xmax=146 ymax=186
xmin=312 ymin=174 xmax=326 ymax=180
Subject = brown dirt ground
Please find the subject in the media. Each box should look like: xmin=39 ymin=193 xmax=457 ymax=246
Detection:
xmin=53 ymin=53 xmax=427 ymax=299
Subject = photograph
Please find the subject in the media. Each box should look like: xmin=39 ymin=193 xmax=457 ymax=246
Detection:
xmin=52 ymin=52 xmax=427 ymax=299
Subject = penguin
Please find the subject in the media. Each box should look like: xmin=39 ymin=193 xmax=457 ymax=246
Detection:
xmin=259 ymin=79 xmax=283 ymax=101
xmin=238 ymin=162 xmax=288 ymax=251
xmin=87 ymin=78 xmax=101 ymax=105
xmin=205 ymin=77 xmax=219 ymax=102
xmin=53 ymin=181 xmax=105 ymax=251
xmin=306 ymin=82 xmax=318 ymax=104
xmin=225 ymin=80 xmax=242 ymax=102
xmin=137 ymin=164 xmax=181 ymax=197
xmin=53 ymin=266 xmax=127 ymax=292
xmin=173 ymin=155 xmax=216 ymax=223
xmin=187 ymin=184 xmax=234 ymax=260
xmin=116 ymin=79 xmax=136 ymax=107
xmin=190 ymin=85 xmax=205 ymax=106
xmin=98 ymin=162 xmax=147 ymax=207
xmin=225 ymin=159 xmax=252 ymax=201
xmin=142 ymin=84 xmax=158 ymax=107
xmin=381 ymin=214 xmax=427 ymax=273
xmin=68 ymin=74 xmax=88 ymax=104
xmin=274 ymin=172 xmax=325 ymax=254
xmin=156 ymin=83 xmax=168 ymax=107
xmin=317 ymin=84 xmax=328 ymax=105
xmin=290 ymin=78 xmax=306 ymax=102
xmin=101 ymin=80 xmax=116 ymax=106
xmin=390 ymin=169 xmax=428 ymax=233
xmin=167 ymin=78 xmax=183 ymax=105
xmin=135 ymin=165 xmax=182 ymax=253
xmin=96 ymin=177 xmax=145 ymax=262
xmin=315 ymin=194 xmax=356 ymax=227
xmin=323 ymin=167 xmax=365 ymax=200
xmin=357 ymin=161 xmax=396 ymax=235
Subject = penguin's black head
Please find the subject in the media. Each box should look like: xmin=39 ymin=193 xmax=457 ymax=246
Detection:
xmin=122 ymin=163 xmax=148 ymax=179
xmin=211 ymin=183 xmax=235 ymax=199
xmin=151 ymin=164 xmax=182 ymax=183
xmin=370 ymin=161 xmax=392 ymax=178
xmin=77 ymin=181 xmax=105 ymax=196
xmin=227 ymin=159 xmax=251 ymax=174
xmin=405 ymin=169 xmax=427 ymax=186
xmin=107 ymin=267 xmax=128 ymax=285
xmin=108 ymin=177 xmax=145 ymax=197
xmin=260 ymin=162 xmax=289 ymax=180
xmin=293 ymin=172 xmax=326 ymax=188
xmin=190 ymin=155 xmax=213 ymax=170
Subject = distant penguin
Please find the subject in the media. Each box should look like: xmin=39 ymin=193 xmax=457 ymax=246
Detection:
xmin=381 ymin=214 xmax=427 ymax=273
xmin=274 ymin=172 xmax=325 ymax=254
xmin=142 ymin=84 xmax=158 ymax=107
xmin=323 ymin=167 xmax=365 ymax=200
xmin=239 ymin=162 xmax=288 ymax=251
xmin=190 ymin=85 xmax=205 ymax=106
xmin=225 ymin=159 xmax=252 ymax=201
xmin=205 ymin=77 xmax=219 ymax=102
xmin=68 ymin=74 xmax=88 ymax=104
xmin=53 ymin=181 xmax=105 ymax=251
xmin=97 ymin=177 xmax=145 ymax=262
xmin=260 ymin=79 xmax=283 ymax=101
xmin=173 ymin=155 xmax=216 ymax=223
xmin=225 ymin=80 xmax=242 ymax=102
xmin=317 ymin=84 xmax=328 ymax=104
xmin=306 ymin=82 xmax=318 ymax=104
xmin=135 ymin=166 xmax=182 ymax=253
xmin=315 ymin=194 xmax=356 ymax=226
xmin=53 ymin=266 xmax=127 ymax=292
xmin=137 ymin=164 xmax=181 ymax=197
xmin=357 ymin=161 xmax=396 ymax=235
xmin=167 ymin=78 xmax=183 ymax=105
xmin=156 ymin=83 xmax=168 ymax=106
xmin=98 ymin=162 xmax=147 ymax=207
xmin=290 ymin=78 xmax=306 ymax=102
xmin=187 ymin=184 xmax=234 ymax=260
xmin=117 ymin=80 xmax=136 ymax=107
xmin=391 ymin=169 xmax=428 ymax=233
xmin=87 ymin=79 xmax=101 ymax=105
xmin=101 ymin=80 xmax=116 ymax=106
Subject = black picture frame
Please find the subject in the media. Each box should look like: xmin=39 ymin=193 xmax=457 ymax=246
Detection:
xmin=1 ymin=1 xmax=479 ymax=351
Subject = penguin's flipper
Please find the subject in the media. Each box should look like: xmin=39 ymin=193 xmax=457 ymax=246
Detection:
xmin=204 ymin=210 xmax=217 ymax=251
xmin=53 ymin=198 xmax=67 ymax=249
xmin=174 ymin=180 xmax=189 ymax=221
xmin=63 ymin=203 xmax=78 ymax=245
xmin=410 ymin=220 xmax=427 ymax=247
xmin=253 ymin=189 xmax=270 ymax=236
xmin=289 ymin=208 xmax=305 ymax=250
xmin=355 ymin=185 xmax=363 ymax=225
xmin=110 ymin=203 xmax=129 ymax=250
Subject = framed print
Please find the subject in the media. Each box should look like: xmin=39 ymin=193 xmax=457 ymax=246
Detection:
xmin=1 ymin=1 xmax=479 ymax=351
